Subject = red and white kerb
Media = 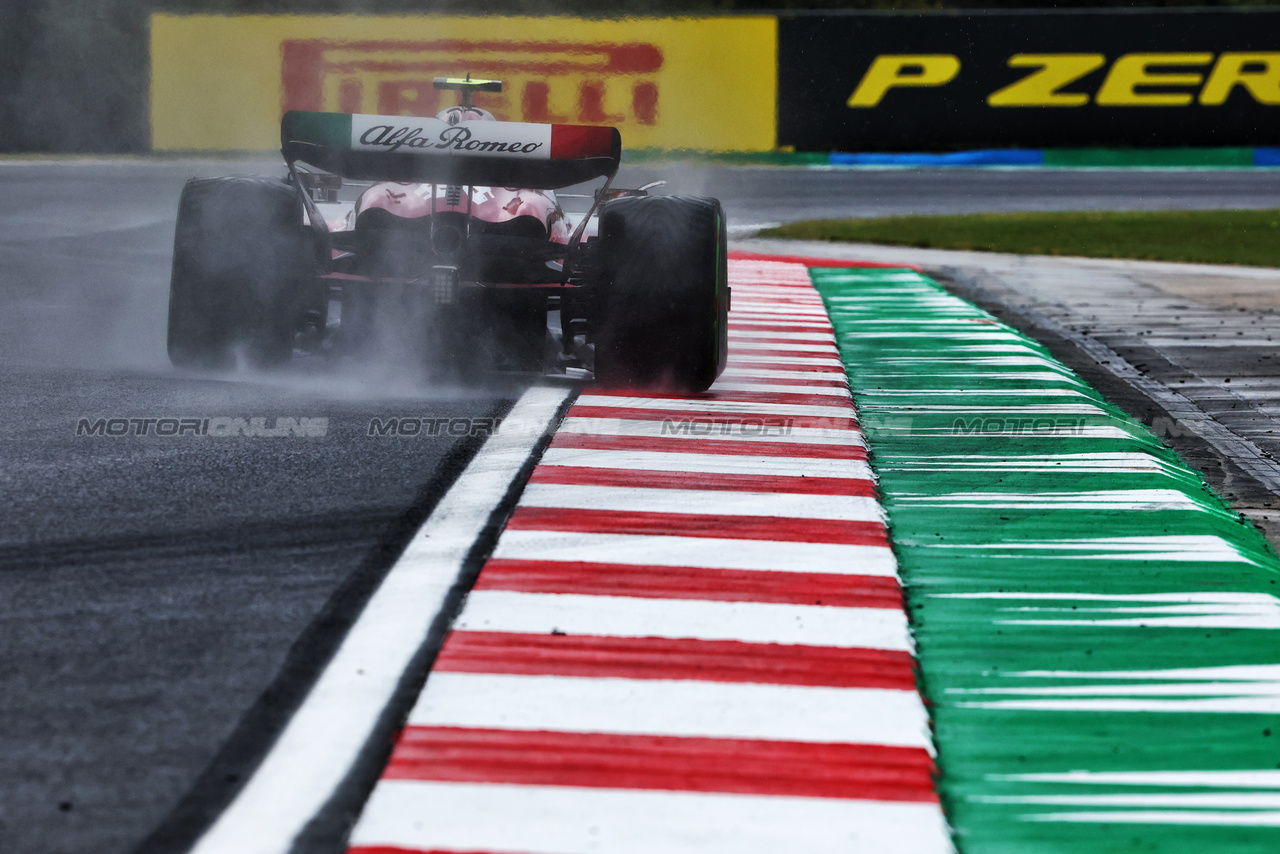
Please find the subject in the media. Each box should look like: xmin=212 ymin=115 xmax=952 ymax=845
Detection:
xmin=346 ymin=258 xmax=951 ymax=854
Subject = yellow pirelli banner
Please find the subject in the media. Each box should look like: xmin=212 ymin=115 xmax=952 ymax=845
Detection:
xmin=151 ymin=15 xmax=777 ymax=152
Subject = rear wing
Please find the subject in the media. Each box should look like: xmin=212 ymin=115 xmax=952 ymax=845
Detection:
xmin=281 ymin=111 xmax=621 ymax=190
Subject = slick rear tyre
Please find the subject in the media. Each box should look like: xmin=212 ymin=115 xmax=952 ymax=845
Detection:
xmin=167 ymin=177 xmax=317 ymax=369
xmin=594 ymin=195 xmax=728 ymax=393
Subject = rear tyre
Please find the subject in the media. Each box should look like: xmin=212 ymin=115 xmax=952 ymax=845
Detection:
xmin=167 ymin=177 xmax=318 ymax=369
xmin=594 ymin=195 xmax=728 ymax=393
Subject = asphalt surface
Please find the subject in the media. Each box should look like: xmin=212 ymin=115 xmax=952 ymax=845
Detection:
xmin=5 ymin=156 xmax=1280 ymax=854
xmin=0 ymin=158 xmax=520 ymax=854
xmin=634 ymin=161 xmax=1280 ymax=224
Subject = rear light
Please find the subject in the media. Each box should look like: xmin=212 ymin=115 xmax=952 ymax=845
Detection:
xmin=432 ymin=266 xmax=460 ymax=305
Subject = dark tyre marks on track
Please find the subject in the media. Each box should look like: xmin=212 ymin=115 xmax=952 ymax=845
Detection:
xmin=131 ymin=401 xmax=517 ymax=854
xmin=0 ymin=365 xmax=515 ymax=854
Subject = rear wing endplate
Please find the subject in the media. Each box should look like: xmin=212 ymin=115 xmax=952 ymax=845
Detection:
xmin=281 ymin=111 xmax=621 ymax=189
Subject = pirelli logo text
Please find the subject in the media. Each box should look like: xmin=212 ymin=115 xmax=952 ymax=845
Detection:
xmin=848 ymin=52 xmax=1280 ymax=108
xmin=282 ymin=39 xmax=663 ymax=126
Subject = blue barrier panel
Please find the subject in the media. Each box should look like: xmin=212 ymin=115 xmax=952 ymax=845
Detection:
xmin=1256 ymin=148 xmax=1280 ymax=167
xmin=829 ymin=149 xmax=1045 ymax=167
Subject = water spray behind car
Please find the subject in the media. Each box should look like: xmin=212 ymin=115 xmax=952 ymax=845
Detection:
xmin=166 ymin=75 xmax=729 ymax=394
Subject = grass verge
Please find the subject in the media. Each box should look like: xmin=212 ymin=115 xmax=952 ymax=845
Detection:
xmin=758 ymin=209 xmax=1280 ymax=267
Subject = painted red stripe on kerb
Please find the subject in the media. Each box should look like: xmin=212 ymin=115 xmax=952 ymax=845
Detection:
xmin=730 ymin=294 xmax=825 ymax=303
xmin=729 ymin=338 xmax=836 ymax=348
xmin=728 ymin=322 xmax=834 ymax=333
xmin=475 ymin=559 xmax=904 ymax=608
xmin=729 ymin=348 xmax=840 ymax=361
xmin=506 ymin=507 xmax=888 ymax=546
xmin=717 ymin=375 xmax=851 ymax=388
xmin=384 ymin=727 xmax=939 ymax=802
xmin=349 ymin=848 xmax=501 ymax=854
xmin=436 ymin=631 xmax=917 ymax=689
xmin=349 ymin=849 xmax=501 ymax=854
xmin=728 ymin=319 xmax=837 ymax=330
xmin=549 ymin=124 xmax=617 ymax=159
xmin=530 ymin=466 xmax=876 ymax=496
xmin=569 ymin=406 xmax=857 ymax=431
xmin=732 ymin=303 xmax=827 ymax=312
xmin=584 ymin=389 xmax=849 ymax=408
xmin=720 ymin=359 xmax=849 ymax=374
xmin=730 ymin=283 xmax=815 ymax=292
xmin=728 ymin=249 xmax=921 ymax=271
xmin=549 ymin=432 xmax=869 ymax=460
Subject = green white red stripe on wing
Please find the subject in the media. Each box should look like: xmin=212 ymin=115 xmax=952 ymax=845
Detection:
xmin=282 ymin=111 xmax=618 ymax=160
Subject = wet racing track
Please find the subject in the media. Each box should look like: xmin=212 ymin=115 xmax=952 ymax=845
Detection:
xmin=5 ymin=157 xmax=1280 ymax=854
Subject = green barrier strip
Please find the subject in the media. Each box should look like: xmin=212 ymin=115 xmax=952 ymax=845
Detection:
xmin=1043 ymin=148 xmax=1256 ymax=169
xmin=813 ymin=266 xmax=1280 ymax=854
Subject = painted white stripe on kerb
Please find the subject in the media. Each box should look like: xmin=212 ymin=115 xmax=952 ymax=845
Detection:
xmin=537 ymin=447 xmax=875 ymax=479
xmin=455 ymin=591 xmax=913 ymax=650
xmin=350 ymin=781 xmax=954 ymax=854
xmin=711 ymin=381 xmax=849 ymax=397
xmin=729 ymin=355 xmax=847 ymax=368
xmin=729 ymin=318 xmax=834 ymax=329
xmin=185 ymin=385 xmax=571 ymax=854
xmin=492 ymin=530 xmax=897 ymax=576
xmin=731 ymin=330 xmax=837 ymax=343
xmin=559 ymin=418 xmax=865 ymax=447
xmin=730 ymin=341 xmax=839 ymax=355
xmin=577 ymin=394 xmax=852 ymax=417
xmin=409 ymin=673 xmax=932 ymax=747
xmin=719 ymin=366 xmax=850 ymax=382
xmin=519 ymin=483 xmax=883 ymax=521
xmin=729 ymin=307 xmax=831 ymax=319
xmin=731 ymin=315 xmax=833 ymax=327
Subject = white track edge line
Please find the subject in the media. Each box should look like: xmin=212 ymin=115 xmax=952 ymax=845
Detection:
xmin=187 ymin=384 xmax=571 ymax=854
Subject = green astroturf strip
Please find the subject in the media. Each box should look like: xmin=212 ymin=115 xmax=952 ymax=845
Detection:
xmin=1042 ymin=148 xmax=1256 ymax=169
xmin=813 ymin=266 xmax=1280 ymax=854
xmin=763 ymin=210 xmax=1280 ymax=267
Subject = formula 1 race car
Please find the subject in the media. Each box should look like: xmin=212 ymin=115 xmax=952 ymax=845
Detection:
xmin=166 ymin=76 xmax=728 ymax=392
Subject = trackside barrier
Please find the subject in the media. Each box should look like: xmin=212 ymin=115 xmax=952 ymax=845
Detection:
xmin=149 ymin=10 xmax=1280 ymax=156
xmin=14 ymin=9 xmax=1280 ymax=155
xmin=150 ymin=15 xmax=776 ymax=153
xmin=827 ymin=147 xmax=1280 ymax=168
xmin=780 ymin=8 xmax=1280 ymax=151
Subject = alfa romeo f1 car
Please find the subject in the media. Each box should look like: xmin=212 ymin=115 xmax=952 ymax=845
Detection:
xmin=166 ymin=77 xmax=729 ymax=392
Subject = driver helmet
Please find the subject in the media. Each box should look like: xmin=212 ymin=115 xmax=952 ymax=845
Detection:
xmin=436 ymin=106 xmax=496 ymax=125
